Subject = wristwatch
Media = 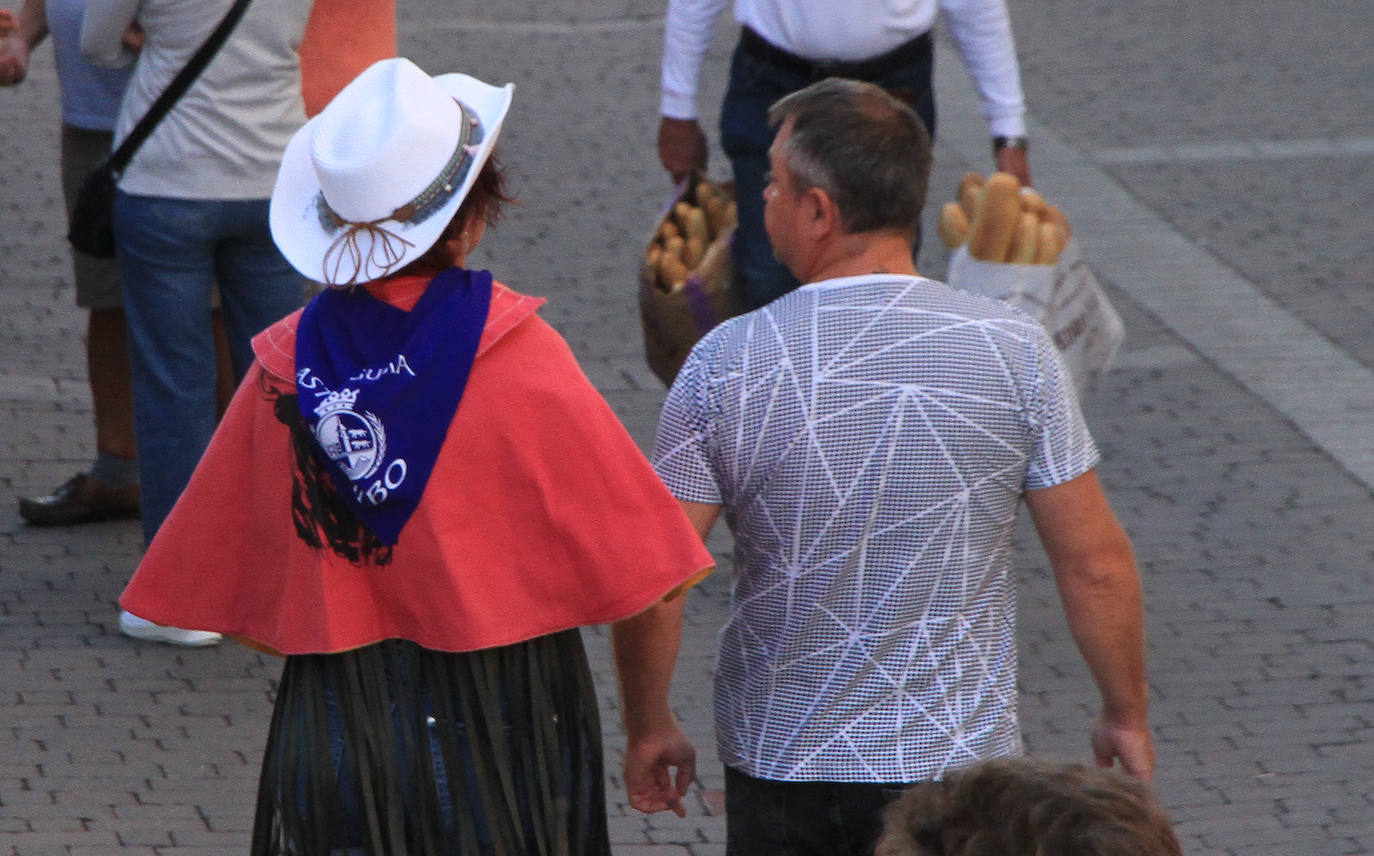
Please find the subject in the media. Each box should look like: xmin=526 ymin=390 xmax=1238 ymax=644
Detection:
xmin=992 ymin=135 xmax=1029 ymax=155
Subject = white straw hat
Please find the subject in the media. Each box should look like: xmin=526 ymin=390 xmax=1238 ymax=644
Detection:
xmin=271 ymin=57 xmax=514 ymax=286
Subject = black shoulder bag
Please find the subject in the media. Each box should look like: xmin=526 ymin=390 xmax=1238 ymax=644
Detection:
xmin=68 ymin=0 xmax=253 ymax=258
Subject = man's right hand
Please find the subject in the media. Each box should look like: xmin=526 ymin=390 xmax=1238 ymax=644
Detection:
xmin=658 ymin=116 xmax=708 ymax=184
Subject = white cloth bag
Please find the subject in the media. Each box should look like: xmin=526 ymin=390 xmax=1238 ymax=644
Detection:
xmin=946 ymin=238 xmax=1125 ymax=393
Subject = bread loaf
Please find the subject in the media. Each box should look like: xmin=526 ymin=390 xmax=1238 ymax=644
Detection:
xmin=1018 ymin=188 xmax=1046 ymax=216
xmin=683 ymin=206 xmax=710 ymax=242
xmin=683 ymin=236 xmax=706 ymax=269
xmin=658 ymin=254 xmax=690 ymax=292
xmin=966 ymin=172 xmax=1021 ymax=262
xmin=1010 ymin=212 xmax=1040 ymax=264
xmin=1043 ymin=204 xmax=1072 ymax=240
xmin=938 ymin=202 xmax=970 ymax=248
xmin=1034 ymin=221 xmax=1067 ymax=265
xmin=957 ymin=172 xmax=985 ymax=221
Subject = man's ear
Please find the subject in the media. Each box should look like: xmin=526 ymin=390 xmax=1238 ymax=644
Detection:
xmin=802 ymin=186 xmax=840 ymax=237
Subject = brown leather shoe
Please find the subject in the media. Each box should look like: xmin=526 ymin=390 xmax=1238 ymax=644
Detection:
xmin=18 ymin=473 xmax=141 ymax=526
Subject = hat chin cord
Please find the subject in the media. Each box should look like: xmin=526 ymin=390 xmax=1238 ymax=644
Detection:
xmin=322 ymin=220 xmax=416 ymax=288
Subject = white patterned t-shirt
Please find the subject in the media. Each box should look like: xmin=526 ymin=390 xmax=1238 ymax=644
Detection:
xmin=652 ymin=274 xmax=1099 ymax=783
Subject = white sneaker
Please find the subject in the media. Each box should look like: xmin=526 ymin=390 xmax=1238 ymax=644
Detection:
xmin=119 ymin=610 xmax=222 ymax=647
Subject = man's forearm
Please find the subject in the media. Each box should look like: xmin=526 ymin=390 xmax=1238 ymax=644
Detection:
xmin=1028 ymin=472 xmax=1149 ymax=724
xmin=19 ymin=0 xmax=49 ymax=48
xmin=1053 ymin=539 xmax=1148 ymax=724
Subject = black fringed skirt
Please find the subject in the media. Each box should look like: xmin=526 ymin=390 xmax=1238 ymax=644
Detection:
xmin=251 ymin=630 xmax=612 ymax=856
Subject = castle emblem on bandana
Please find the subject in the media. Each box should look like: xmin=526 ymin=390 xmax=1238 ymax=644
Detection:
xmin=312 ymin=388 xmax=387 ymax=482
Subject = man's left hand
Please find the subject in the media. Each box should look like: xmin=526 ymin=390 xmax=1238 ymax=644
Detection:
xmin=624 ymin=724 xmax=696 ymax=817
xmin=1091 ymin=715 xmax=1155 ymax=782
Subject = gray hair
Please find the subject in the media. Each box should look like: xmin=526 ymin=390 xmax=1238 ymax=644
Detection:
xmin=767 ymin=78 xmax=931 ymax=236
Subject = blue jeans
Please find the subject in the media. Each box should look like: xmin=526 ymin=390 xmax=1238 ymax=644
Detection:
xmin=719 ymin=37 xmax=936 ymax=310
xmin=724 ymin=766 xmax=913 ymax=856
xmin=113 ymin=191 xmax=305 ymax=545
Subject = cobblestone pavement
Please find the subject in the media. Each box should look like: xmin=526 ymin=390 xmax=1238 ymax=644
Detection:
xmin=1 ymin=2 xmax=1371 ymax=855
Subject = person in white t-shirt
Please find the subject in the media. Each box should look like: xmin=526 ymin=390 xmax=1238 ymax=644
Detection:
xmin=82 ymin=0 xmax=314 ymax=647
xmin=657 ymin=0 xmax=1033 ymax=310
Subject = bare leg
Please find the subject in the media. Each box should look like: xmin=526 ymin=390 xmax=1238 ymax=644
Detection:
xmin=88 ymin=307 xmax=137 ymax=460
xmin=19 ymin=307 xmax=140 ymax=525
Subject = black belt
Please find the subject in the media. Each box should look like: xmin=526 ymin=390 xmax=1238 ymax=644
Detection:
xmin=739 ymin=26 xmax=933 ymax=82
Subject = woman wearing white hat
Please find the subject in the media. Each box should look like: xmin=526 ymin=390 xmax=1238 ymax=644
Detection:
xmin=118 ymin=58 xmax=712 ymax=855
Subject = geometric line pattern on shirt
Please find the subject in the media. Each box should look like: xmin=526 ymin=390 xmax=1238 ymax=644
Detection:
xmin=654 ymin=275 xmax=1098 ymax=782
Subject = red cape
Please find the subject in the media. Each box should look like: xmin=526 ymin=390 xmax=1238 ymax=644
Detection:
xmin=121 ymin=278 xmax=713 ymax=654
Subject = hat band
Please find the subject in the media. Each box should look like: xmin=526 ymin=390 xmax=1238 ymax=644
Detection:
xmin=315 ymin=100 xmax=486 ymax=286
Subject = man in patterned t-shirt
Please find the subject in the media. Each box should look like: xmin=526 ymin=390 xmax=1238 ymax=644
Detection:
xmin=614 ymin=79 xmax=1153 ymax=855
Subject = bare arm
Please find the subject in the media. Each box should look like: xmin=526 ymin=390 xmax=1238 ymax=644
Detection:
xmin=1026 ymin=470 xmax=1154 ymax=780
xmin=612 ymin=500 xmax=721 ymax=815
xmin=0 ymin=0 xmax=48 ymax=86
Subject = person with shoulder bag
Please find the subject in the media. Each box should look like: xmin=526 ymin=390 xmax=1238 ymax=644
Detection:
xmin=81 ymin=0 xmax=314 ymax=646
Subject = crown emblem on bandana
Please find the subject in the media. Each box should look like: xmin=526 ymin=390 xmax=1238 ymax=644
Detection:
xmin=311 ymin=388 xmax=387 ymax=481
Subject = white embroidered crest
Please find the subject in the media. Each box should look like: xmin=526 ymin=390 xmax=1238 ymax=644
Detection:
xmin=312 ymin=388 xmax=387 ymax=482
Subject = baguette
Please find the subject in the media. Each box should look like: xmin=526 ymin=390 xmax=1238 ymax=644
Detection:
xmin=957 ymin=172 xmax=984 ymax=221
xmin=1043 ymin=204 xmax=1072 ymax=240
xmin=938 ymin=201 xmax=970 ymax=248
xmin=683 ymin=235 xmax=706 ymax=269
xmin=672 ymin=201 xmax=694 ymax=228
xmin=1018 ymin=188 xmax=1046 ymax=216
xmin=682 ymin=206 xmax=710 ymax=242
xmin=657 ymin=254 xmax=690 ymax=292
xmin=966 ymin=172 xmax=1021 ymax=262
xmin=1010 ymin=212 xmax=1040 ymax=264
xmin=1034 ymin=221 xmax=1067 ymax=265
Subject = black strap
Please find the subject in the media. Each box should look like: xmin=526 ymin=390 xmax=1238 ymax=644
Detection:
xmin=106 ymin=0 xmax=254 ymax=176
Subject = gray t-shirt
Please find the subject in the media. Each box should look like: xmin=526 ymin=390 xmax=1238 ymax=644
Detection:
xmin=81 ymin=0 xmax=310 ymax=199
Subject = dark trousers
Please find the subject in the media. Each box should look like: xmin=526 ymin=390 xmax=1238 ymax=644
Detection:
xmin=724 ymin=766 xmax=913 ymax=856
xmin=718 ymin=32 xmax=937 ymax=311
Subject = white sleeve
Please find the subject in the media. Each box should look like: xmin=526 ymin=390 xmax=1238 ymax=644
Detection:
xmin=660 ymin=0 xmax=731 ymax=119
xmin=80 ymin=0 xmax=140 ymax=68
xmin=939 ymin=0 xmax=1027 ymax=137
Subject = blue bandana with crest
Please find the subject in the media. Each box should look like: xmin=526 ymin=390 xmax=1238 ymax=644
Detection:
xmin=294 ymin=267 xmax=492 ymax=545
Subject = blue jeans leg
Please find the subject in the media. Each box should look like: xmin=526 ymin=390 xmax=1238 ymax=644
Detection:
xmin=724 ymin=766 xmax=911 ymax=856
xmin=719 ymin=39 xmax=937 ymax=312
xmin=720 ymin=45 xmax=806 ymax=311
xmin=210 ymin=204 xmax=308 ymax=380
xmin=114 ymin=192 xmax=304 ymax=544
